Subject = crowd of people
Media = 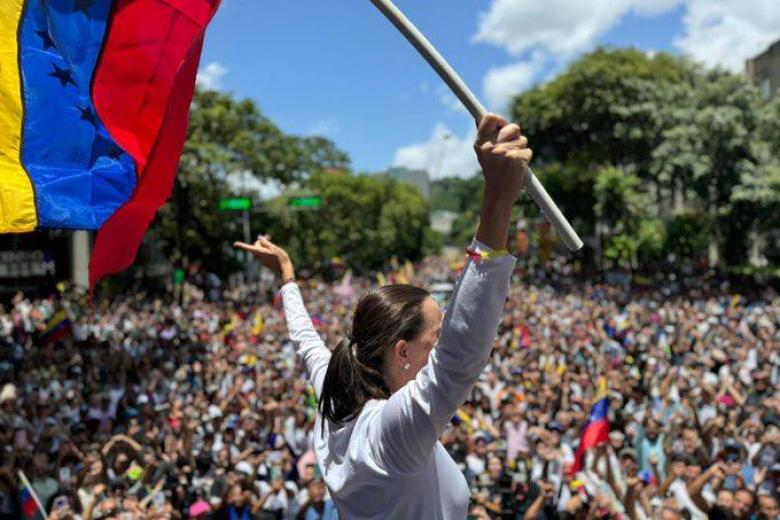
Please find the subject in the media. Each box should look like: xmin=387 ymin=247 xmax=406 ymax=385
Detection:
xmin=0 ymin=256 xmax=778 ymax=519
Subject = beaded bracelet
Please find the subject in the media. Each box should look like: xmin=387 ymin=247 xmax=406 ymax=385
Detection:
xmin=466 ymin=247 xmax=509 ymax=262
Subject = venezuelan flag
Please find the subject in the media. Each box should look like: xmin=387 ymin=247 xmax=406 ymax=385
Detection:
xmin=18 ymin=471 xmax=45 ymax=519
xmin=20 ymin=487 xmax=41 ymax=519
xmin=0 ymin=0 xmax=220 ymax=285
xmin=572 ymin=377 xmax=609 ymax=472
xmin=42 ymin=308 xmax=71 ymax=343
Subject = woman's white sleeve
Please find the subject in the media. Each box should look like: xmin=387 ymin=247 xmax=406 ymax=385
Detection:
xmin=281 ymin=282 xmax=331 ymax=400
xmin=374 ymin=242 xmax=516 ymax=474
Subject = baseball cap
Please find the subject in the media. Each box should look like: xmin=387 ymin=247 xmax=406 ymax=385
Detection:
xmin=619 ymin=448 xmax=638 ymax=461
xmin=0 ymin=384 xmax=17 ymax=404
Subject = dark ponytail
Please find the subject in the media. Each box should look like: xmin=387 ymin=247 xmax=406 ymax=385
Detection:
xmin=318 ymin=284 xmax=430 ymax=425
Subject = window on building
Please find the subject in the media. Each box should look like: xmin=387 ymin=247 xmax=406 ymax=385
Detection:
xmin=762 ymin=78 xmax=771 ymax=99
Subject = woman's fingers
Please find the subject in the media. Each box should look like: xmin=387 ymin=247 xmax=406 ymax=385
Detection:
xmin=475 ymin=113 xmax=507 ymax=146
xmin=233 ymin=242 xmax=269 ymax=255
xmin=496 ymin=123 xmax=521 ymax=144
xmin=492 ymin=136 xmax=529 ymax=154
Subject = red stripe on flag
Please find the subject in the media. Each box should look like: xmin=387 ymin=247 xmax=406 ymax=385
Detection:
xmin=572 ymin=419 xmax=609 ymax=473
xmin=88 ymin=0 xmax=220 ymax=286
xmin=21 ymin=490 xmax=37 ymax=519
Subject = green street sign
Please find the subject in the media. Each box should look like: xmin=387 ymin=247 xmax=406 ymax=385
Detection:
xmin=173 ymin=268 xmax=185 ymax=284
xmin=288 ymin=196 xmax=322 ymax=208
xmin=219 ymin=197 xmax=252 ymax=211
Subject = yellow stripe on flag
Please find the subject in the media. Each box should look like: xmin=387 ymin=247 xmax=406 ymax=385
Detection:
xmin=0 ymin=0 xmax=37 ymax=233
xmin=593 ymin=377 xmax=608 ymax=402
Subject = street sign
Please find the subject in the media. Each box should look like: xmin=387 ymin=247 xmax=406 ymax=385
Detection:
xmin=288 ymin=196 xmax=322 ymax=208
xmin=219 ymin=197 xmax=252 ymax=211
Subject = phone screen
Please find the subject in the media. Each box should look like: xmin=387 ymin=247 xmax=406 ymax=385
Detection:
xmin=52 ymin=495 xmax=69 ymax=510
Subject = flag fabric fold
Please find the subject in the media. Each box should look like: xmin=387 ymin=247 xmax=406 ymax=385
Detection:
xmin=572 ymin=377 xmax=610 ymax=473
xmin=0 ymin=0 xmax=221 ymax=286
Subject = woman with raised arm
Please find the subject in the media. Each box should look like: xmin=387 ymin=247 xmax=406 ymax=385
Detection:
xmin=235 ymin=113 xmax=531 ymax=519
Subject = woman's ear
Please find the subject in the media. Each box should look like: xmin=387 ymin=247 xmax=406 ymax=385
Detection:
xmin=393 ymin=339 xmax=408 ymax=368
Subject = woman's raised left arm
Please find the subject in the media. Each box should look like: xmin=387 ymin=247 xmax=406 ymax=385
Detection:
xmin=234 ymin=236 xmax=331 ymax=398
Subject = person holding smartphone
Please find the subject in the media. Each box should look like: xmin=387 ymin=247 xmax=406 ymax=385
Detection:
xmin=235 ymin=113 xmax=531 ymax=519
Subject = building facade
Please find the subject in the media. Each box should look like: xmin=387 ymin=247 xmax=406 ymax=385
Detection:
xmin=746 ymin=39 xmax=780 ymax=100
xmin=385 ymin=167 xmax=431 ymax=200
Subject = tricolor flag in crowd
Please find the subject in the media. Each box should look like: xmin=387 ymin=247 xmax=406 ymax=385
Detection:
xmin=42 ymin=308 xmax=71 ymax=344
xmin=0 ymin=0 xmax=221 ymax=286
xmin=18 ymin=471 xmax=46 ymax=520
xmin=572 ymin=377 xmax=610 ymax=472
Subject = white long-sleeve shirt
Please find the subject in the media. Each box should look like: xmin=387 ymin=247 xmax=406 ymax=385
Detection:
xmin=281 ymin=243 xmax=515 ymax=519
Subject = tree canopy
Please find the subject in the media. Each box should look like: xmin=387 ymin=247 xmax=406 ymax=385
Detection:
xmin=509 ymin=47 xmax=776 ymax=270
xmin=152 ymin=89 xmax=432 ymax=277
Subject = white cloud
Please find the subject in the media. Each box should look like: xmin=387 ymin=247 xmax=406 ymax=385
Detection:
xmin=473 ymin=0 xmax=779 ymax=74
xmin=475 ymin=0 xmax=625 ymax=57
xmin=435 ymin=85 xmax=469 ymax=115
xmin=309 ymin=117 xmax=340 ymax=136
xmin=196 ymin=62 xmax=227 ymax=90
xmin=473 ymin=0 xmax=685 ymax=58
xmin=675 ymin=0 xmax=780 ymax=71
xmin=483 ymin=54 xmax=545 ymax=111
xmin=393 ymin=123 xmax=479 ymax=180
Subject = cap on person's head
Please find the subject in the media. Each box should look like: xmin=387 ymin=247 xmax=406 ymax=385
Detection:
xmin=126 ymin=465 xmax=144 ymax=482
xmin=473 ymin=432 xmax=489 ymax=444
xmin=711 ymin=350 xmax=727 ymax=363
xmin=234 ymin=461 xmax=253 ymax=476
xmin=609 ymin=431 xmax=625 ymax=441
xmin=0 ymin=383 xmax=17 ymax=404
xmin=137 ymin=394 xmax=149 ymax=405
xmin=548 ymin=422 xmax=563 ymax=433
xmin=208 ymin=404 xmax=222 ymax=419
xmin=724 ymin=438 xmax=741 ymax=452
xmin=619 ymin=448 xmax=638 ymax=461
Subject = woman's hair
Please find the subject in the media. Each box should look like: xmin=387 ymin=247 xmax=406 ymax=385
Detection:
xmin=318 ymin=284 xmax=430 ymax=425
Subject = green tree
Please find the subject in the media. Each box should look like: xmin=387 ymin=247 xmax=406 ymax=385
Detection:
xmin=732 ymin=96 xmax=780 ymax=227
xmin=265 ymin=171 xmax=431 ymax=271
xmin=510 ymin=47 xmax=772 ymax=270
xmin=154 ymin=89 xmax=349 ymax=274
xmin=594 ymin=166 xmax=664 ymax=269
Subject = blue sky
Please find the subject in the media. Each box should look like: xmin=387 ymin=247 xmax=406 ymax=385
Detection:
xmin=198 ymin=0 xmax=779 ymax=184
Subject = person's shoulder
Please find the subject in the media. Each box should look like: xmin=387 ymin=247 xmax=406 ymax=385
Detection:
xmin=352 ymin=399 xmax=387 ymax=432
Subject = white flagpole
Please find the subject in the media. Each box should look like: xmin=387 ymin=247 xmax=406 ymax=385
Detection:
xmin=369 ymin=0 xmax=584 ymax=252
xmin=17 ymin=470 xmax=49 ymax=520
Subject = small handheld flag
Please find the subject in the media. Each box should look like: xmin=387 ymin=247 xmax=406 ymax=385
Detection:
xmin=18 ymin=470 xmax=47 ymax=520
xmin=572 ymin=377 xmax=610 ymax=473
xmin=0 ymin=0 xmax=221 ymax=286
xmin=41 ymin=309 xmax=71 ymax=344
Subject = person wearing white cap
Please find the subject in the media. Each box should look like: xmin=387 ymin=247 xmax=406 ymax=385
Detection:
xmin=0 ymin=383 xmax=16 ymax=405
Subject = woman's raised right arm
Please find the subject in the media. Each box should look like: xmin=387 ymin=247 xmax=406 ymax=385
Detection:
xmin=373 ymin=113 xmax=531 ymax=474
